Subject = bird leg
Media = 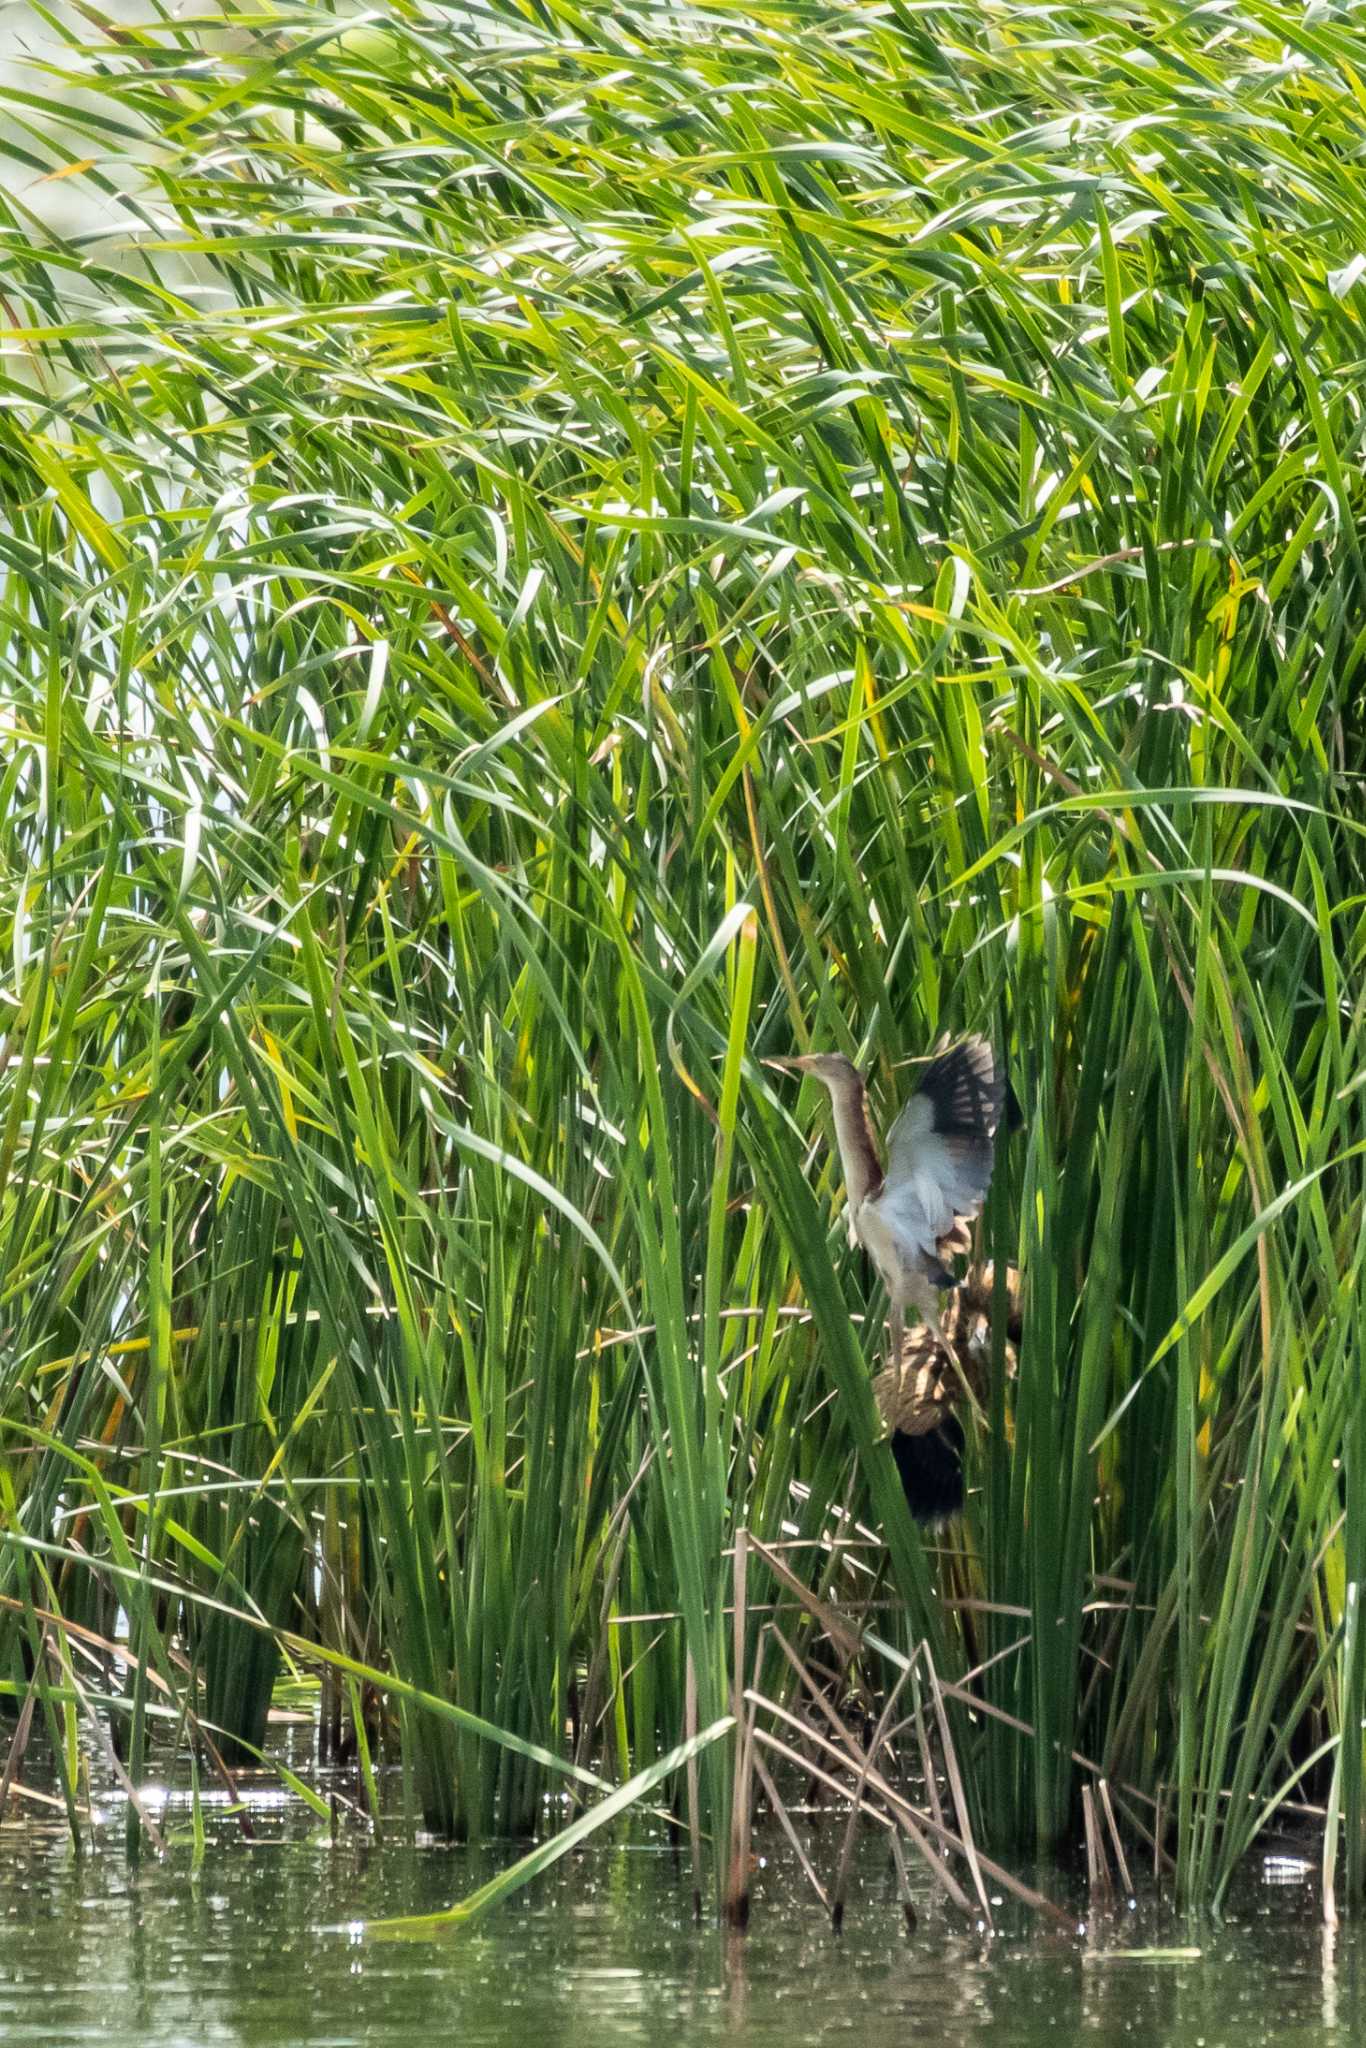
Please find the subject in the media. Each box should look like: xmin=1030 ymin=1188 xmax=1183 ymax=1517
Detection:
xmin=908 ymin=1271 xmax=948 ymax=1353
xmin=887 ymin=1297 xmax=905 ymax=1376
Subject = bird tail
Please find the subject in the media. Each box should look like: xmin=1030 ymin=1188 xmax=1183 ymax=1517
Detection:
xmin=890 ymin=1413 xmax=965 ymax=1525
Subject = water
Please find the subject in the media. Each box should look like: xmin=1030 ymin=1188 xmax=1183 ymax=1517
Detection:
xmin=2 ymin=1770 xmax=1362 ymax=2048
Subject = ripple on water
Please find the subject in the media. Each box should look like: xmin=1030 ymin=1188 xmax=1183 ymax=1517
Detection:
xmin=0 ymin=1810 xmax=1356 ymax=2048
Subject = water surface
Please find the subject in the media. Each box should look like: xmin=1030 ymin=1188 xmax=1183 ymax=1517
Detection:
xmin=1 ymin=1780 xmax=1358 ymax=2047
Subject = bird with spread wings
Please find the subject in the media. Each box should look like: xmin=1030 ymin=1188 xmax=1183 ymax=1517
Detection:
xmin=768 ymin=1036 xmax=1007 ymax=1366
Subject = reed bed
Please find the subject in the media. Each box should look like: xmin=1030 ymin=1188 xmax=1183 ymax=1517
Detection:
xmin=1 ymin=0 xmax=1364 ymax=1918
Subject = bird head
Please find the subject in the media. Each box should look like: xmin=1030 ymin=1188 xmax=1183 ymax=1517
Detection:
xmin=765 ymin=1053 xmax=862 ymax=1089
xmin=767 ymin=1052 xmax=882 ymax=1208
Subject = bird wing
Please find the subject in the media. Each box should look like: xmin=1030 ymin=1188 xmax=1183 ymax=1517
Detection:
xmin=882 ymin=1037 xmax=1005 ymax=1248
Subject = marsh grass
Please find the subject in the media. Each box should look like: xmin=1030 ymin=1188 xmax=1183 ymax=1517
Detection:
xmin=1 ymin=0 xmax=1365 ymax=1915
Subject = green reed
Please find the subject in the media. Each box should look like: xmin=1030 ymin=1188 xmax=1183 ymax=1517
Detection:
xmin=1 ymin=0 xmax=1364 ymax=1911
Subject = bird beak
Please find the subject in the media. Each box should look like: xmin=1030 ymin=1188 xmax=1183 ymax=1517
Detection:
xmin=763 ymin=1056 xmax=813 ymax=1073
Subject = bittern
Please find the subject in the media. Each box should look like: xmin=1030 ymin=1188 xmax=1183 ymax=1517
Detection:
xmin=768 ymin=1036 xmax=1008 ymax=1367
xmin=874 ymin=1264 xmax=1021 ymax=1523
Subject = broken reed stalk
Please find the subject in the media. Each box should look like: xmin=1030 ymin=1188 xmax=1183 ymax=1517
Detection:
xmin=924 ymin=1647 xmax=994 ymax=1926
xmin=746 ymin=1676 xmax=1071 ymax=1924
xmin=743 ymin=1535 xmax=864 ymax=1664
xmin=750 ymin=1746 xmax=831 ymax=1913
xmin=758 ymin=1617 xmax=1074 ymax=1925
xmin=0 ymin=1647 xmax=43 ymax=1826
xmin=906 ymin=1673 xmax=950 ymax=1846
xmin=830 ymin=1659 xmax=914 ymax=1931
xmin=1098 ymin=1780 xmax=1135 ymax=1897
xmin=1082 ymin=1784 xmax=1110 ymax=1901
xmin=747 ymin=1697 xmax=978 ymax=1916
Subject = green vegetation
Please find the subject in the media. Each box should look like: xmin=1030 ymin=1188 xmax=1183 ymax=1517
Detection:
xmin=2 ymin=0 xmax=1364 ymax=1916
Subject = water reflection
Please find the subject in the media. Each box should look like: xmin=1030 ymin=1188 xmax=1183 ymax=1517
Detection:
xmin=0 ymin=1804 xmax=1360 ymax=2047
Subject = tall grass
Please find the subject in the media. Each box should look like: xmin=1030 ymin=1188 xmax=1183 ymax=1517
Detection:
xmin=1 ymin=0 xmax=1364 ymax=1911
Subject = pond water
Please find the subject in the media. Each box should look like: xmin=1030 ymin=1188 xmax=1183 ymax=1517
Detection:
xmin=1 ymin=1772 xmax=1360 ymax=2047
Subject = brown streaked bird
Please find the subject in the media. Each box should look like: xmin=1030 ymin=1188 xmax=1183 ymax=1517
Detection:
xmin=873 ymin=1264 xmax=1021 ymax=1522
xmin=768 ymin=1037 xmax=1008 ymax=1367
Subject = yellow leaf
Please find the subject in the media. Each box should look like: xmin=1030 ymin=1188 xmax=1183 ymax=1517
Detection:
xmin=260 ymin=1027 xmax=299 ymax=1143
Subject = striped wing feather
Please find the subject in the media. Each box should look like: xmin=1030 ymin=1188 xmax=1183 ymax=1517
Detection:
xmin=883 ymin=1037 xmax=1005 ymax=1243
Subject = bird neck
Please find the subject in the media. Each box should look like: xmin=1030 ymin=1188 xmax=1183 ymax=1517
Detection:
xmin=823 ymin=1068 xmax=883 ymax=1210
